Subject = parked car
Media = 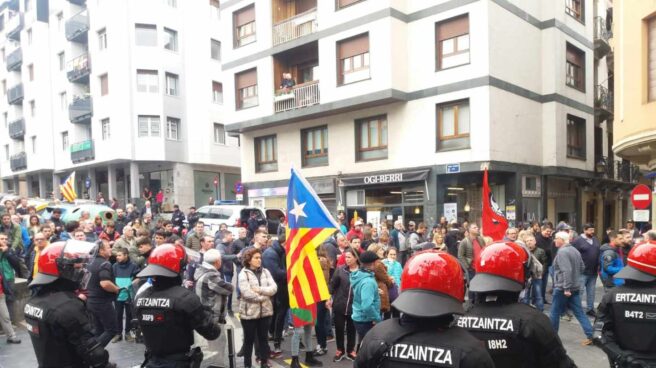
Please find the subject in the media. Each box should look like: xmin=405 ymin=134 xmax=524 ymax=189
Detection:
xmin=42 ymin=203 xmax=115 ymax=224
xmin=264 ymin=208 xmax=286 ymax=235
xmin=194 ymin=205 xmax=270 ymax=238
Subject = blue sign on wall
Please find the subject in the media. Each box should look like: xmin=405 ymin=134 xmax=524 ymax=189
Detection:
xmin=446 ymin=163 xmax=460 ymax=174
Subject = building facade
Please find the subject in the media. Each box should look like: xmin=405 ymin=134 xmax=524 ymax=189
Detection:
xmin=0 ymin=0 xmax=240 ymax=210
xmin=613 ymin=0 xmax=656 ymax=228
xmin=223 ymin=0 xmax=633 ymax=231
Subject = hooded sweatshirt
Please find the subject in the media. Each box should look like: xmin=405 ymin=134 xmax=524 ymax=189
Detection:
xmin=350 ymin=268 xmax=381 ymax=323
xmin=194 ymin=262 xmax=234 ymax=319
xmin=599 ymin=243 xmax=625 ymax=288
xmin=112 ymin=259 xmax=139 ymax=302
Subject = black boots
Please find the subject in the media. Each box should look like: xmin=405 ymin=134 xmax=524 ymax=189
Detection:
xmin=290 ymin=356 xmax=302 ymax=368
xmin=305 ymin=351 xmax=323 ymax=367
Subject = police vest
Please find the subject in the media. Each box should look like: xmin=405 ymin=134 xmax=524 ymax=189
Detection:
xmin=610 ymin=286 xmax=656 ymax=353
xmin=135 ymin=285 xmax=196 ymax=356
xmin=25 ymin=291 xmax=89 ymax=367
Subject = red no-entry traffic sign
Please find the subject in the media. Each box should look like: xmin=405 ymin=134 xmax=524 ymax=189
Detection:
xmin=631 ymin=184 xmax=652 ymax=209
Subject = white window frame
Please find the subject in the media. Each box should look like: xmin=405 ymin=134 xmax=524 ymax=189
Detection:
xmin=58 ymin=52 xmax=65 ymax=71
xmin=211 ymin=39 xmax=221 ymax=60
xmin=98 ymin=28 xmax=107 ymax=50
xmin=166 ymin=117 xmax=180 ymax=140
xmin=62 ymin=132 xmax=69 ymax=150
xmin=137 ymin=70 xmax=159 ymax=93
xmin=138 ymin=115 xmax=160 ymax=137
xmin=101 ymin=118 xmax=110 ymax=140
xmin=214 ymin=123 xmax=226 ymax=145
xmin=212 ymin=81 xmax=223 ymax=104
xmin=135 ymin=24 xmax=157 ymax=47
xmin=164 ymin=27 xmax=178 ymax=52
xmin=166 ymin=72 xmax=179 ymax=96
xmin=60 ymin=92 xmax=67 ymax=111
xmin=31 ymin=136 xmax=36 ymax=154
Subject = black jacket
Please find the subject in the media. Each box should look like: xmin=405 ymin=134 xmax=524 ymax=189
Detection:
xmin=329 ymin=265 xmax=354 ymax=316
xmin=445 ymin=229 xmax=460 ymax=257
xmin=262 ymin=240 xmax=287 ymax=304
xmin=535 ymin=233 xmax=554 ymax=266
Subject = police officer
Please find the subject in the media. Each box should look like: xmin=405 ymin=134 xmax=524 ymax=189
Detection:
xmin=355 ymin=250 xmax=494 ymax=368
xmin=25 ymin=240 xmax=116 ymax=368
xmin=459 ymin=241 xmax=576 ymax=368
xmin=594 ymin=240 xmax=656 ymax=367
xmin=134 ymin=243 xmax=221 ymax=368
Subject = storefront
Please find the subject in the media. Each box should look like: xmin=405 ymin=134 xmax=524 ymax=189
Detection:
xmin=247 ymin=177 xmax=337 ymax=213
xmin=339 ymin=169 xmax=431 ymax=231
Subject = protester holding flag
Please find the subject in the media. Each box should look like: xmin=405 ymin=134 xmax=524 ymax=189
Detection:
xmin=60 ymin=172 xmax=78 ymax=203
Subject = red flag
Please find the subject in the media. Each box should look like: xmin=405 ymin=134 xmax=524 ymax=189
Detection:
xmin=481 ymin=169 xmax=508 ymax=241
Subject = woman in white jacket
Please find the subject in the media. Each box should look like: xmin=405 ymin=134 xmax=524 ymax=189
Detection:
xmin=238 ymin=247 xmax=278 ymax=368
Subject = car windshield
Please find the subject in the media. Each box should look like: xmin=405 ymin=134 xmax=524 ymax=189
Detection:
xmin=198 ymin=207 xmax=233 ymax=220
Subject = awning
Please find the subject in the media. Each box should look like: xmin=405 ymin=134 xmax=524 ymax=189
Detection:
xmin=340 ymin=169 xmax=430 ymax=187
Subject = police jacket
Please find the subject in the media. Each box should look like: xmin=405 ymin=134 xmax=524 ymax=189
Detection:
xmin=596 ymin=281 xmax=656 ymax=362
xmin=25 ymin=282 xmax=111 ymax=368
xmin=135 ymin=279 xmax=220 ymax=357
xmin=355 ymin=317 xmax=494 ymax=368
xmin=461 ymin=299 xmax=576 ymax=368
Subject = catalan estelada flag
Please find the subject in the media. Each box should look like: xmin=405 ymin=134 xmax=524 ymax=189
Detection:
xmin=286 ymin=167 xmax=338 ymax=326
xmin=60 ymin=172 xmax=77 ymax=203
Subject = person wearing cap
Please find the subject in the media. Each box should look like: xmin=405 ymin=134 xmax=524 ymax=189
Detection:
xmin=25 ymin=240 xmax=116 ymax=368
xmin=350 ymin=250 xmax=381 ymax=346
xmin=134 ymin=243 xmax=221 ymax=367
xmin=460 ymin=241 xmax=576 ymax=367
xmin=347 ymin=219 xmax=365 ymax=242
xmin=593 ymin=236 xmax=656 ymax=367
xmin=355 ymin=251 xmax=494 ymax=368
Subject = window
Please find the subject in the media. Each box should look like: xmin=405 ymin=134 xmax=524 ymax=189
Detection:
xmin=101 ymin=118 xmax=110 ymax=140
xmin=566 ymin=43 xmax=585 ymax=91
xmin=164 ymin=0 xmax=177 ymax=7
xmin=255 ymin=135 xmax=277 ymax=172
xmin=164 ymin=28 xmax=178 ymax=51
xmin=436 ymin=14 xmax=470 ymax=70
xmin=437 ymin=100 xmax=470 ymax=151
xmin=27 ymin=29 xmax=32 ymax=45
xmin=567 ymin=115 xmax=586 ymax=159
xmin=166 ymin=73 xmax=179 ymax=96
xmin=166 ymin=117 xmax=180 ymax=140
xmin=57 ymin=12 xmax=63 ymax=30
xmin=31 ymin=136 xmax=36 ymax=154
xmin=137 ymin=70 xmax=158 ymax=93
xmin=29 ymin=100 xmax=35 ymax=117
xmin=138 ymin=115 xmax=160 ymax=137
xmin=100 ymin=74 xmax=109 ymax=95
xmin=211 ymin=39 xmax=221 ymax=60
xmin=3 ymin=113 xmax=7 ymax=127
xmin=235 ymin=69 xmax=257 ymax=109
xmin=302 ymin=126 xmax=328 ymax=167
xmin=565 ymin=0 xmax=583 ymax=22
xmin=58 ymin=52 xmax=65 ymax=71
xmin=61 ymin=132 xmax=68 ymax=150
xmin=59 ymin=92 xmax=67 ymax=111
xmin=3 ymin=145 xmax=8 ymax=160
xmin=233 ymin=4 xmax=255 ymax=47
xmin=0 ymin=48 xmax=4 ymax=62
xmin=649 ymin=17 xmax=656 ymax=101
xmin=98 ymin=28 xmax=107 ymax=50
xmin=28 ymin=64 xmax=34 ymax=81
xmin=1 ymin=80 xmax=5 ymax=95
xmin=210 ymin=0 xmax=220 ymax=19
xmin=213 ymin=123 xmax=225 ymax=144
xmin=337 ymin=33 xmax=370 ymax=85
xmin=337 ymin=0 xmax=365 ymax=9
xmin=212 ymin=81 xmax=223 ymax=104
xmin=355 ymin=115 xmax=387 ymax=161
xmin=135 ymin=24 xmax=157 ymax=46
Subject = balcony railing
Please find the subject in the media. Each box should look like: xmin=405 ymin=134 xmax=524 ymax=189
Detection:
xmin=70 ymin=139 xmax=94 ymax=163
xmin=6 ymin=13 xmax=22 ymax=40
xmin=8 ymin=118 xmax=24 ymax=139
xmin=596 ymin=156 xmax=640 ymax=183
xmin=274 ymin=81 xmax=320 ymax=113
xmin=10 ymin=151 xmax=26 ymax=171
xmin=65 ymin=10 xmax=89 ymax=43
xmin=594 ymin=16 xmax=611 ymax=59
xmin=67 ymin=53 xmax=91 ymax=83
xmin=6 ymin=47 xmax=22 ymax=72
xmin=272 ymin=8 xmax=317 ymax=46
xmin=7 ymin=84 xmax=23 ymax=105
xmin=595 ymin=85 xmax=613 ymax=120
xmin=69 ymin=95 xmax=93 ymax=124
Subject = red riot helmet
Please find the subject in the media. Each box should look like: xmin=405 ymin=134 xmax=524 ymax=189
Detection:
xmin=392 ymin=250 xmax=465 ymax=318
xmin=469 ymin=241 xmax=530 ymax=293
xmin=136 ymin=243 xmax=188 ymax=278
xmin=30 ymin=240 xmax=96 ymax=287
xmin=615 ymin=240 xmax=656 ymax=282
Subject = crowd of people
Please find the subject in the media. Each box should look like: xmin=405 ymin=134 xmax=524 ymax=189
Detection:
xmin=1 ymin=194 xmax=655 ymax=367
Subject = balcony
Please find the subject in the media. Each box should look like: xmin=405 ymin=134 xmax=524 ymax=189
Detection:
xmin=6 ymin=47 xmax=22 ymax=72
xmin=65 ymin=10 xmax=89 ymax=43
xmin=274 ymin=81 xmax=320 ymax=113
xmin=594 ymin=16 xmax=611 ymax=59
xmin=67 ymin=53 xmax=91 ymax=84
xmin=7 ymin=84 xmax=23 ymax=105
xmin=69 ymin=95 xmax=93 ymax=124
xmin=595 ymin=85 xmax=613 ymax=121
xmin=272 ymin=8 xmax=318 ymax=46
xmin=595 ymin=156 xmax=640 ymax=184
xmin=70 ymin=139 xmax=94 ymax=163
xmin=8 ymin=118 xmax=25 ymax=139
xmin=10 ymin=152 xmax=26 ymax=172
xmin=6 ymin=13 xmax=22 ymax=41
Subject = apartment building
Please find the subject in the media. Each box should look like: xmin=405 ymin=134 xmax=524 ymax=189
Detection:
xmin=0 ymin=0 xmax=240 ymax=209
xmin=613 ymin=0 xmax=656 ymax=227
xmin=223 ymin=0 xmax=632 ymax=230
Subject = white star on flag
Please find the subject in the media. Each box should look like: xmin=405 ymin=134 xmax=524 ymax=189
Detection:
xmin=290 ymin=199 xmax=307 ymax=221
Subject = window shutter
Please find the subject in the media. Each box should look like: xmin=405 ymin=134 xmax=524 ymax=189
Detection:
xmin=235 ymin=4 xmax=255 ymax=27
xmin=566 ymin=44 xmax=583 ymax=67
xmin=235 ymin=68 xmax=257 ymax=89
xmin=338 ymin=0 xmax=361 ymax=8
xmin=436 ymin=14 xmax=469 ymax=41
xmin=338 ymin=33 xmax=369 ymax=59
xmin=649 ymin=18 xmax=656 ymax=100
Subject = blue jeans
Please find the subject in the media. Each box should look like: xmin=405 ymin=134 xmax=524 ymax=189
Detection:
xmin=580 ymin=274 xmax=597 ymax=312
xmin=353 ymin=321 xmax=374 ymax=350
xmin=521 ymin=279 xmax=544 ymax=312
xmin=549 ymin=289 xmax=593 ymax=338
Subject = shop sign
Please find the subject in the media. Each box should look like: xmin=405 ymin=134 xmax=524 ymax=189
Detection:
xmin=446 ymin=163 xmax=460 ymax=174
xmin=247 ymin=186 xmax=287 ymax=198
xmin=341 ymin=169 xmax=430 ymax=187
